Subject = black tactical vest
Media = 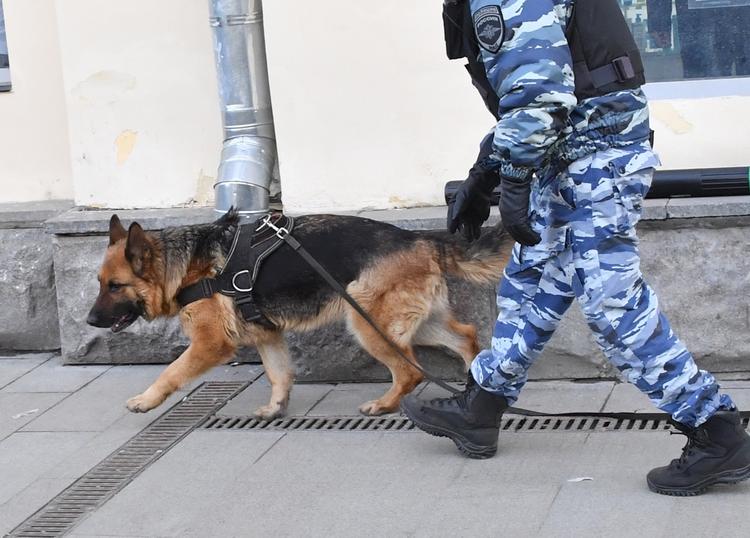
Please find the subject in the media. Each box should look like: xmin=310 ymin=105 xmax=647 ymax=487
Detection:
xmin=443 ymin=0 xmax=646 ymax=117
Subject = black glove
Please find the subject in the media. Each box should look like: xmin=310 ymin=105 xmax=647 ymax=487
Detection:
xmin=499 ymin=174 xmax=541 ymax=246
xmin=446 ymin=164 xmax=500 ymax=242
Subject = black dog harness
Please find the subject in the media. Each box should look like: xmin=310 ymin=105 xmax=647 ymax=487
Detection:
xmin=176 ymin=213 xmax=294 ymax=328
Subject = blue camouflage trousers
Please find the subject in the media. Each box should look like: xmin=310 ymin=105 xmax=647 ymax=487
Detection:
xmin=470 ymin=143 xmax=735 ymax=427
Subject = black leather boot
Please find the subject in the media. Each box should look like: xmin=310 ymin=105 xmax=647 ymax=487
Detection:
xmin=400 ymin=373 xmax=508 ymax=459
xmin=647 ymin=410 xmax=750 ymax=496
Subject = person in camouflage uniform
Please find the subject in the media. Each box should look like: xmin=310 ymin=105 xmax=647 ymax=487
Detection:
xmin=401 ymin=0 xmax=750 ymax=496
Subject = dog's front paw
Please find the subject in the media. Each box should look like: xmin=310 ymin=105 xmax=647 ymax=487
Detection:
xmin=358 ymin=400 xmax=397 ymax=416
xmin=126 ymin=392 xmax=161 ymax=413
xmin=253 ymin=404 xmax=286 ymax=421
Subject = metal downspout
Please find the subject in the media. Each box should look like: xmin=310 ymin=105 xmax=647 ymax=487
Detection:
xmin=209 ymin=0 xmax=276 ymax=222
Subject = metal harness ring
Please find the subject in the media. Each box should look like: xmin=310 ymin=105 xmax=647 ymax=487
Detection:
xmin=231 ymin=270 xmax=253 ymax=293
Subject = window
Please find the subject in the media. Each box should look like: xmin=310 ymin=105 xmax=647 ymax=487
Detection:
xmin=620 ymin=0 xmax=750 ymax=82
xmin=0 ymin=1 xmax=9 ymax=91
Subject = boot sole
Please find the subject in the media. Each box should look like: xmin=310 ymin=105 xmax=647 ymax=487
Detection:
xmin=402 ymin=407 xmax=497 ymax=459
xmin=647 ymin=463 xmax=750 ymax=496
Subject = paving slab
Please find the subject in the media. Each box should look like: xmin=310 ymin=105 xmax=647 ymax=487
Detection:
xmin=0 ymin=391 xmax=69 ymax=440
xmin=537 ymin=432 xmax=750 ymax=537
xmin=0 ymin=354 xmax=51 ymax=389
xmin=724 ymin=389 xmax=750 ymax=410
xmin=602 ymin=382 xmax=654 ymax=413
xmin=71 ymin=431 xmax=285 ymax=537
xmin=217 ymin=376 xmax=333 ymax=416
xmin=0 ymin=477 xmax=72 ymax=537
xmin=718 ymin=379 xmax=750 ymax=387
xmin=21 ymin=365 xmax=174 ymax=432
xmin=604 ymin=383 xmax=750 ymax=414
xmin=0 ymin=431 xmax=95 ymax=506
xmin=72 ymin=430 xmax=575 ymax=537
xmin=2 ymin=372 xmax=748 ymax=538
xmin=512 ymin=380 xmax=615 ymax=413
xmin=348 ymin=380 xmax=621 ymax=415
xmin=667 ymin=491 xmax=750 ymax=537
xmin=403 ymin=380 xmax=749 ymax=416
xmin=70 ymin=425 xmax=749 ymax=538
xmin=0 ymin=371 xmax=245 ymax=535
xmin=2 ymin=355 xmax=109 ymax=392
xmin=41 ymin=426 xmax=150 ymax=481
xmin=306 ymin=383 xmax=397 ymax=415
xmin=185 ymin=363 xmax=264 ymax=387
xmin=414 ymin=380 xmax=464 ymax=400
xmin=716 ymin=373 xmax=750 ymax=383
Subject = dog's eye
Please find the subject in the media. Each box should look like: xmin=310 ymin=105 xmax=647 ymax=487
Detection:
xmin=109 ymin=282 xmax=124 ymax=292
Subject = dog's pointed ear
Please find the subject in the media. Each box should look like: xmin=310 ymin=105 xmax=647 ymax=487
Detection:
xmin=216 ymin=206 xmax=239 ymax=226
xmin=109 ymin=214 xmax=127 ymax=245
xmin=125 ymin=222 xmax=151 ymax=276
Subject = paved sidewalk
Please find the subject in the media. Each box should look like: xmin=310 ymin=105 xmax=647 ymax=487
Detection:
xmin=1 ymin=353 xmax=749 ymax=537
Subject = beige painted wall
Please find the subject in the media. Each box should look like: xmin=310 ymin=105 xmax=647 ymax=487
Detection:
xmin=54 ymin=0 xmax=223 ymax=209
xmin=0 ymin=0 xmax=73 ymax=203
xmin=649 ymin=97 xmax=750 ymax=169
xmin=0 ymin=0 xmax=748 ymax=210
xmin=264 ymin=0 xmax=491 ymax=213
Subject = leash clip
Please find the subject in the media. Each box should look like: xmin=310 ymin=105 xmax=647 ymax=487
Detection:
xmin=260 ymin=214 xmax=290 ymax=240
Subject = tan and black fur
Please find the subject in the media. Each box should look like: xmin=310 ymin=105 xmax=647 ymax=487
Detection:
xmin=87 ymin=211 xmax=511 ymax=419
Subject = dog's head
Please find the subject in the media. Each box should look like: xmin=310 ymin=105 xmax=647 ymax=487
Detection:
xmin=86 ymin=215 xmax=159 ymax=332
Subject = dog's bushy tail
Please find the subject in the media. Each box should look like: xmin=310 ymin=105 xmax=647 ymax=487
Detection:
xmin=419 ymin=223 xmax=512 ymax=285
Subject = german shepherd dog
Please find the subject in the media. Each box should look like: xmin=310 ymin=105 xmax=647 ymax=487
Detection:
xmin=87 ymin=211 xmax=511 ymax=419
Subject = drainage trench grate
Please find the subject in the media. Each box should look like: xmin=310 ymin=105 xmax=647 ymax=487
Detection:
xmin=202 ymin=413 xmax=750 ymax=433
xmin=9 ymin=381 xmax=248 ymax=538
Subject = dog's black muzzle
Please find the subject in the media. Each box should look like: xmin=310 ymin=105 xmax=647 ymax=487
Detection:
xmin=86 ymin=300 xmax=144 ymax=333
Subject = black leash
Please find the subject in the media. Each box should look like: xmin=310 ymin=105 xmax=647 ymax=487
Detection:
xmin=260 ymin=216 xmax=750 ymax=423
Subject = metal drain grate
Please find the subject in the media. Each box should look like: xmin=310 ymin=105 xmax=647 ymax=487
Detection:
xmin=203 ymin=414 xmax=416 ymax=432
xmin=202 ymin=413 xmax=750 ymax=433
xmin=9 ymin=381 xmax=248 ymax=538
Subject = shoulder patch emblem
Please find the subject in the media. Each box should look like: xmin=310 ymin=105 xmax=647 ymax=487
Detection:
xmin=473 ymin=5 xmax=505 ymax=54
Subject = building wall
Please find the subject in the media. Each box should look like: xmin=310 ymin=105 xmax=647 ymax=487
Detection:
xmin=54 ymin=0 xmax=223 ymax=209
xmin=0 ymin=0 xmax=73 ymax=203
xmin=649 ymin=96 xmax=750 ymax=169
xmin=0 ymin=0 xmax=748 ymax=210
xmin=263 ymin=1 xmax=490 ymax=213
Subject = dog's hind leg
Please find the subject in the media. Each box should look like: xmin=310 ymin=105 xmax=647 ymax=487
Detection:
xmin=348 ymin=304 xmax=426 ymax=416
xmin=414 ymin=311 xmax=480 ymax=369
xmin=346 ymin=253 xmax=451 ymax=415
xmin=353 ymin=334 xmax=424 ymax=416
xmin=253 ymin=331 xmax=295 ymax=420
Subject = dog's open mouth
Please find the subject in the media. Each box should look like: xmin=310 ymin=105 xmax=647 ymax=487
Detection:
xmin=111 ymin=312 xmax=139 ymax=333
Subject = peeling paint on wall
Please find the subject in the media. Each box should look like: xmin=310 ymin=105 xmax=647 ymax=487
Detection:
xmin=114 ymin=130 xmax=137 ymax=165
